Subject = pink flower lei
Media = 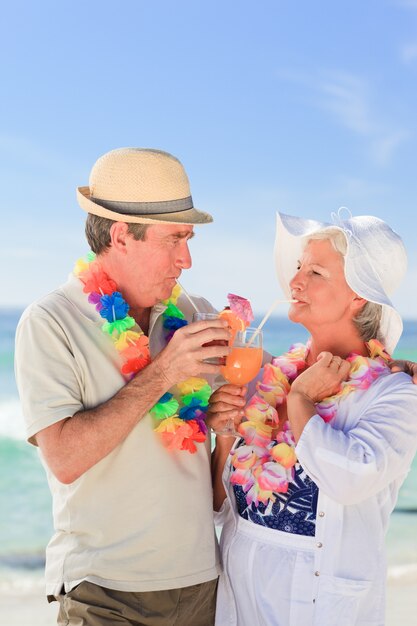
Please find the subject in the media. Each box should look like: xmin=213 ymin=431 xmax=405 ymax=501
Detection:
xmin=74 ymin=252 xmax=211 ymax=454
xmin=230 ymin=339 xmax=392 ymax=506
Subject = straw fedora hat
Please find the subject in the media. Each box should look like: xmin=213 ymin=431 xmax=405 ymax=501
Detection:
xmin=77 ymin=147 xmax=213 ymax=225
xmin=274 ymin=209 xmax=407 ymax=354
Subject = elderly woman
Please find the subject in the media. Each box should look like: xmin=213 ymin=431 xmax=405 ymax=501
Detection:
xmin=209 ymin=211 xmax=417 ymax=626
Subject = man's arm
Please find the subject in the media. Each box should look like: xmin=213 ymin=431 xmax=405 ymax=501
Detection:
xmin=389 ymin=359 xmax=417 ymax=384
xmin=31 ymin=319 xmax=230 ymax=484
xmin=36 ymin=358 xmax=171 ymax=484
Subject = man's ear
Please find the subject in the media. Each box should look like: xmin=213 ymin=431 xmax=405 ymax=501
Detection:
xmin=109 ymin=222 xmax=130 ymax=253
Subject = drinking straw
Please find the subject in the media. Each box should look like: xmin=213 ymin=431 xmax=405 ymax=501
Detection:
xmin=176 ymin=280 xmax=200 ymax=313
xmin=248 ymin=298 xmax=297 ymax=345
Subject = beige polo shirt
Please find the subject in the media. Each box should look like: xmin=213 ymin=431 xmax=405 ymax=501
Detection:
xmin=15 ymin=274 xmax=221 ymax=596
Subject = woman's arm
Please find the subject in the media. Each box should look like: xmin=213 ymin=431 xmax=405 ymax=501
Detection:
xmin=294 ymin=374 xmax=417 ymax=505
xmin=211 ymin=437 xmax=235 ymax=511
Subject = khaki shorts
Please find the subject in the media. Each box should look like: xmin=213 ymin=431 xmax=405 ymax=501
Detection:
xmin=54 ymin=578 xmax=218 ymax=626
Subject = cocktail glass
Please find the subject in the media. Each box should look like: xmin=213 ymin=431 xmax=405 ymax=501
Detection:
xmin=192 ymin=312 xmax=227 ymax=365
xmin=214 ymin=327 xmax=263 ymax=437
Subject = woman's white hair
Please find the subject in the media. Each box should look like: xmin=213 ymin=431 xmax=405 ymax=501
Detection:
xmin=304 ymin=228 xmax=383 ymax=342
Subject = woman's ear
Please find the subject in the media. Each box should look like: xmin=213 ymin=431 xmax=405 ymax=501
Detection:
xmin=109 ymin=222 xmax=130 ymax=254
xmin=351 ymin=294 xmax=368 ymax=314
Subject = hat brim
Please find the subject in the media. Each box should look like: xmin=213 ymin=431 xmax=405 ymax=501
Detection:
xmin=77 ymin=187 xmax=213 ymax=225
xmin=274 ymin=211 xmax=404 ymax=354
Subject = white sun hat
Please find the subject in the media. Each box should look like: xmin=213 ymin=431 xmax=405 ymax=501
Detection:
xmin=274 ymin=208 xmax=407 ymax=354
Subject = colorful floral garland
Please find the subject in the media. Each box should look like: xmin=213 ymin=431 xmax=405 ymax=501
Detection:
xmin=230 ymin=339 xmax=391 ymax=505
xmin=74 ymin=252 xmax=211 ymax=454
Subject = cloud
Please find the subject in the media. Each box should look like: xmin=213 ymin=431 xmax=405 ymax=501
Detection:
xmin=401 ymin=42 xmax=417 ymax=63
xmin=396 ymin=0 xmax=417 ymax=8
xmin=317 ymin=72 xmax=375 ymax=135
xmin=371 ymin=130 xmax=411 ymax=166
xmin=277 ymin=68 xmax=408 ymax=165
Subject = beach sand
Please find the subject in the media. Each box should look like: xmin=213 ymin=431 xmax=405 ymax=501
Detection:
xmin=0 ymin=580 xmax=415 ymax=625
xmin=0 ymin=589 xmax=57 ymax=626
xmin=386 ymin=580 xmax=417 ymax=624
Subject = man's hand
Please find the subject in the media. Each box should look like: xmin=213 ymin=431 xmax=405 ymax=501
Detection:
xmin=154 ymin=318 xmax=231 ymax=386
xmin=206 ymin=384 xmax=247 ymax=434
xmin=389 ymin=360 xmax=417 ymax=384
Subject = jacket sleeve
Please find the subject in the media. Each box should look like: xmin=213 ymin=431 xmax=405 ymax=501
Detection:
xmin=295 ymin=373 xmax=417 ymax=505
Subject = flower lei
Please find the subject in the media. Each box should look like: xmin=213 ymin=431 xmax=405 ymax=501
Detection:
xmin=230 ymin=339 xmax=391 ymax=505
xmin=74 ymin=252 xmax=211 ymax=454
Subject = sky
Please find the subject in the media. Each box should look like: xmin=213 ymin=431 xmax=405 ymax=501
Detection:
xmin=1 ymin=0 xmax=417 ymax=319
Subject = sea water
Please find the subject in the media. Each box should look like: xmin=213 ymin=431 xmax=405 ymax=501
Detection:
xmin=1 ymin=310 xmax=416 ymax=592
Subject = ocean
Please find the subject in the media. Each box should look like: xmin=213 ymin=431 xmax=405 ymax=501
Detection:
xmin=1 ymin=309 xmax=417 ymax=593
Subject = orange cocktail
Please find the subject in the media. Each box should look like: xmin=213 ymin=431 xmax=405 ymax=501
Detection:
xmin=221 ymin=345 xmax=263 ymax=385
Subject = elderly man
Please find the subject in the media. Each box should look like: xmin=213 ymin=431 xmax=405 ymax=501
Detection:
xmin=15 ymin=148 xmax=235 ymax=626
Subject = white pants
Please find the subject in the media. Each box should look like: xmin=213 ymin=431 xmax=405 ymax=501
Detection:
xmin=215 ymin=511 xmax=317 ymax=626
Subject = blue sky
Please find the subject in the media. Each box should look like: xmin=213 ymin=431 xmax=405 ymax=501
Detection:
xmin=1 ymin=0 xmax=417 ymax=319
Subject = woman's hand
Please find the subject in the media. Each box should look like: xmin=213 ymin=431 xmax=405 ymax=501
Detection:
xmin=287 ymin=352 xmax=351 ymax=443
xmin=290 ymin=351 xmax=351 ymax=403
xmin=206 ymin=384 xmax=247 ymax=434
xmin=209 ymin=384 xmax=247 ymax=512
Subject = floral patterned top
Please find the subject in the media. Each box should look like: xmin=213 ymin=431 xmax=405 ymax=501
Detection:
xmin=232 ymin=438 xmax=318 ymax=536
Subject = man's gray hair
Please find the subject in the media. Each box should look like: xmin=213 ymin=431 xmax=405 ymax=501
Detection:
xmin=85 ymin=214 xmax=149 ymax=255
xmin=304 ymin=229 xmax=383 ymax=342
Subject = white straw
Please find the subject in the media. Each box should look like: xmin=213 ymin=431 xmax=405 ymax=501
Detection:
xmin=176 ymin=280 xmax=200 ymax=313
xmin=248 ymin=298 xmax=297 ymax=345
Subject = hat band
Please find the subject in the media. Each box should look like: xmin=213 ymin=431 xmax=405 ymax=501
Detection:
xmin=90 ymin=195 xmax=194 ymax=215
